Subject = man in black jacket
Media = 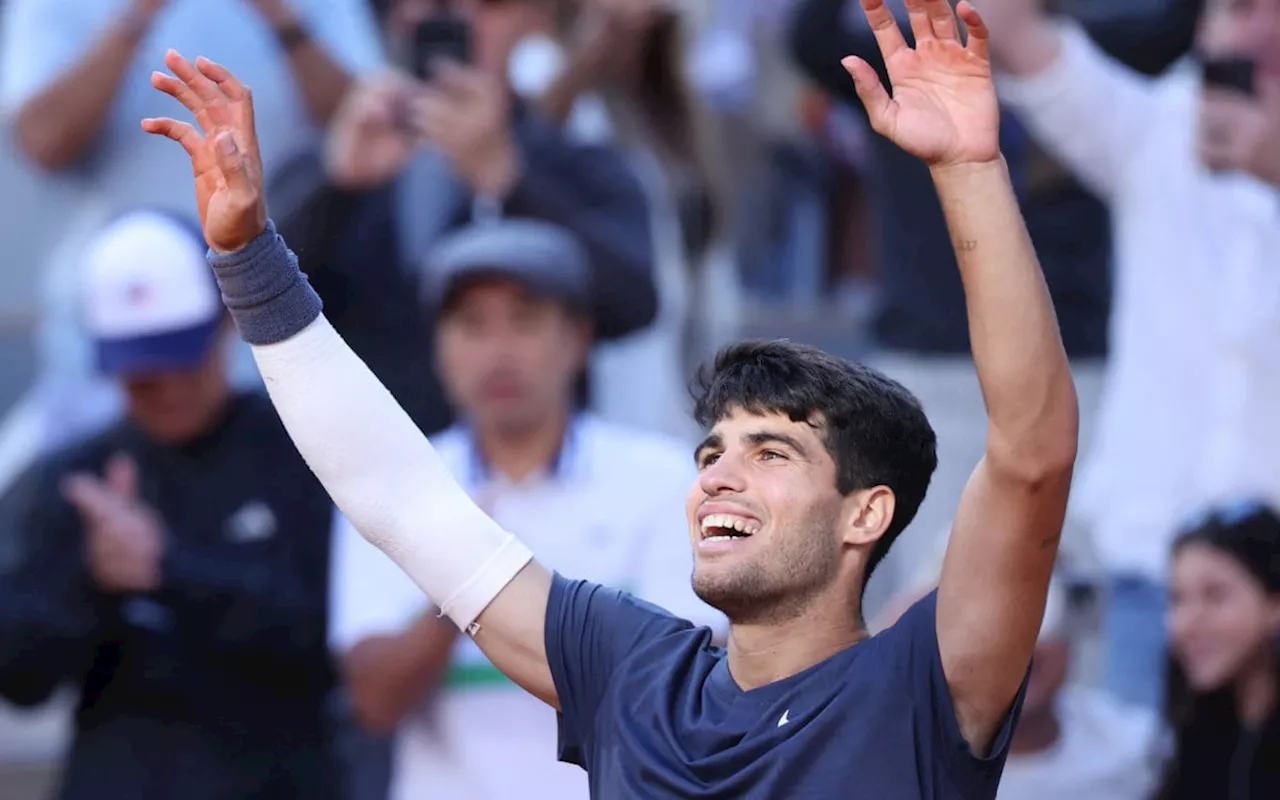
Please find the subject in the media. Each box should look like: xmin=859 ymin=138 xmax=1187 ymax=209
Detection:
xmin=0 ymin=211 xmax=340 ymax=799
xmin=269 ymin=0 xmax=658 ymax=437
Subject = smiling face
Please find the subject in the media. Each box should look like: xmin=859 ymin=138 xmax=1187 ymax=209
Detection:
xmin=685 ymin=341 xmax=938 ymax=624
xmin=1168 ymin=541 xmax=1280 ymax=692
xmin=687 ymin=407 xmax=888 ymax=624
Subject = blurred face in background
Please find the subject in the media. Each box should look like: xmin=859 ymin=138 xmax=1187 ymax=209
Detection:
xmin=436 ymin=277 xmax=590 ymax=437
xmin=386 ymin=0 xmax=554 ymax=80
xmin=1198 ymin=0 xmax=1280 ymax=77
xmin=1168 ymin=541 xmax=1280 ymax=692
xmin=120 ymin=336 xmax=232 ymax=445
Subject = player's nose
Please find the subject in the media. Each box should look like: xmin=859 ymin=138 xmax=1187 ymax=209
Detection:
xmin=698 ymin=454 xmax=747 ymax=497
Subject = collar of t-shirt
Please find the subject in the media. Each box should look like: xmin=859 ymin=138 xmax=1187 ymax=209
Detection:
xmin=455 ymin=414 xmax=583 ymax=491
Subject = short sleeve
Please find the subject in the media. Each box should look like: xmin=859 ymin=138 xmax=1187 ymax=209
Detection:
xmin=327 ymin=511 xmax=427 ymax=652
xmin=293 ymin=0 xmax=386 ymax=77
xmin=545 ymin=573 xmax=691 ymax=766
xmin=0 ymin=0 xmax=99 ymax=113
xmin=880 ymin=591 xmax=1026 ymax=796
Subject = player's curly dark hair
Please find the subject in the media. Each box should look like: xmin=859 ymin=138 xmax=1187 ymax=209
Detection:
xmin=690 ymin=340 xmax=937 ymax=583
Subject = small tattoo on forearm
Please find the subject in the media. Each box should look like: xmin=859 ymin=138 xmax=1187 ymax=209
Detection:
xmin=1038 ymin=534 xmax=1061 ymax=550
xmin=956 ymin=239 xmax=978 ymax=252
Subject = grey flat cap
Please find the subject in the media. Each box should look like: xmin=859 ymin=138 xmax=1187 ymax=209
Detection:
xmin=420 ymin=219 xmax=591 ymax=309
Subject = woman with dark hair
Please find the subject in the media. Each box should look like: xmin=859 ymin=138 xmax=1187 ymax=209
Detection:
xmin=1158 ymin=501 xmax=1280 ymax=799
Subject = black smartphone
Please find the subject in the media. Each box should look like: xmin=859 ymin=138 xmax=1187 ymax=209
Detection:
xmin=412 ymin=16 xmax=471 ymax=82
xmin=1202 ymin=56 xmax=1256 ymax=96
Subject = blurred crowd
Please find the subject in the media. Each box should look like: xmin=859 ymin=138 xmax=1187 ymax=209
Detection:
xmin=0 ymin=0 xmax=1278 ymax=798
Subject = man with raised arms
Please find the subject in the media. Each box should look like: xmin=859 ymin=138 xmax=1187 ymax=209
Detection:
xmin=140 ymin=1 xmax=1078 ymax=796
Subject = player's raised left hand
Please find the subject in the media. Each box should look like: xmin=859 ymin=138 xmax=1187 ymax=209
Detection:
xmin=845 ymin=0 xmax=998 ymax=168
xmin=142 ymin=51 xmax=268 ymax=254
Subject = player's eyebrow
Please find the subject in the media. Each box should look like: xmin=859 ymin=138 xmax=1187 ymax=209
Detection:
xmin=693 ymin=432 xmax=722 ymax=464
xmin=743 ymin=431 xmax=811 ymax=458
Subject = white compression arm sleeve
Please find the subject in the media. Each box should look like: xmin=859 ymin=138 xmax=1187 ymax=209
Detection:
xmin=208 ymin=224 xmax=533 ymax=630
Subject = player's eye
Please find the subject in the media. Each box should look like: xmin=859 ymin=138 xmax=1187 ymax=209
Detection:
xmin=760 ymin=449 xmax=787 ymax=461
xmin=697 ymin=451 xmax=721 ymax=469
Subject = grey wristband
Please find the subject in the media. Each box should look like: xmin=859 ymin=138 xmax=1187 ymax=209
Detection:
xmin=206 ymin=221 xmax=323 ymax=346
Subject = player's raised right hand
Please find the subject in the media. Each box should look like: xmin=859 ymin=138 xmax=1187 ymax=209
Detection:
xmin=142 ymin=50 xmax=267 ymax=254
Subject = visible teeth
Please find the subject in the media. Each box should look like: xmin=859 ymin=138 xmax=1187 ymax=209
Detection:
xmin=703 ymin=535 xmax=737 ymax=543
xmin=700 ymin=514 xmax=760 ymax=537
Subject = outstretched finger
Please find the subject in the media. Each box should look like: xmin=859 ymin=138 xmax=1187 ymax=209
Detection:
xmin=164 ymin=50 xmax=227 ymax=116
xmin=141 ymin=117 xmax=205 ymax=160
xmin=61 ymin=474 xmax=115 ymax=523
xmin=924 ymin=0 xmax=958 ymax=41
xmin=859 ymin=0 xmax=908 ymax=60
xmin=196 ymin=57 xmax=250 ymax=104
xmin=903 ymin=0 xmax=935 ymax=43
xmin=956 ymin=2 xmax=989 ymax=63
xmin=151 ymin=72 xmax=214 ymax=133
xmin=843 ymin=56 xmax=894 ymax=134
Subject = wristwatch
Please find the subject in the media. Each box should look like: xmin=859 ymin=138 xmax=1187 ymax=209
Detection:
xmin=275 ymin=21 xmax=311 ymax=52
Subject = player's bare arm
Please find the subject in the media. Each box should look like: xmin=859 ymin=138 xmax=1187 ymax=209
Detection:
xmin=847 ymin=0 xmax=1078 ymax=753
xmin=142 ymin=50 xmax=561 ymax=708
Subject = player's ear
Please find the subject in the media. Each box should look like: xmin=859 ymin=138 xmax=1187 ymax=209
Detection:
xmin=839 ymin=486 xmax=895 ymax=548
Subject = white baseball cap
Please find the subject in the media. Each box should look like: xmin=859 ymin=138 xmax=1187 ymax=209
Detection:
xmin=80 ymin=210 xmax=223 ymax=376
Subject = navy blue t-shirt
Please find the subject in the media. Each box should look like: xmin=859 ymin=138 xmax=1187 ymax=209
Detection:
xmin=545 ymin=574 xmax=1025 ymax=799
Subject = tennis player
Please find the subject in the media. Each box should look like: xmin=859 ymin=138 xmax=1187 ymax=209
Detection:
xmin=142 ymin=1 xmax=1078 ymax=796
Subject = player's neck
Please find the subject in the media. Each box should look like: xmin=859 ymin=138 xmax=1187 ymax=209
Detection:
xmin=473 ymin=409 xmax=571 ymax=484
xmin=725 ymin=605 xmax=867 ymax=691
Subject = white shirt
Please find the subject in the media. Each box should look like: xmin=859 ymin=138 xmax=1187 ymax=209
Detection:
xmin=998 ymin=687 xmax=1161 ymax=800
xmin=330 ymin=415 xmax=725 ymax=800
xmin=1000 ymin=24 xmax=1280 ymax=581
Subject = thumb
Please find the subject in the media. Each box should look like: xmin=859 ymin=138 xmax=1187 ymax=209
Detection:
xmin=843 ymin=56 xmax=894 ymax=133
xmin=105 ymin=453 xmax=140 ymax=500
xmin=61 ymin=474 xmax=114 ymax=519
xmin=214 ymin=130 xmax=255 ymax=195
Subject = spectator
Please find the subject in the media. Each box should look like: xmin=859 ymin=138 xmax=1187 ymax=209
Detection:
xmin=329 ymin=219 xmax=723 ymax=800
xmin=536 ymin=0 xmax=739 ymax=440
xmin=0 ymin=0 xmax=383 ymax=470
xmin=980 ymin=0 xmax=1280 ymax=711
xmin=1158 ymin=501 xmax=1280 ymax=799
xmin=0 ymin=211 xmax=342 ymax=799
xmin=269 ymin=0 xmax=657 ymax=438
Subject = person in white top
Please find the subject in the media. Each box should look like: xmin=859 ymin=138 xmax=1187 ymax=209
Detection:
xmin=972 ymin=0 xmax=1280 ymax=710
xmin=329 ymin=218 xmax=725 ymax=799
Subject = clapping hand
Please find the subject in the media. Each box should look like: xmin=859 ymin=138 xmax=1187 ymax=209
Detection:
xmin=63 ymin=455 xmax=166 ymax=594
xmin=142 ymin=51 xmax=268 ymax=254
xmin=844 ymin=0 xmax=1000 ymax=168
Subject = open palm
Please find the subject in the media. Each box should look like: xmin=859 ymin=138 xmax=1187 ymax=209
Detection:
xmin=142 ymin=50 xmax=268 ymax=254
xmin=844 ymin=0 xmax=998 ymax=167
